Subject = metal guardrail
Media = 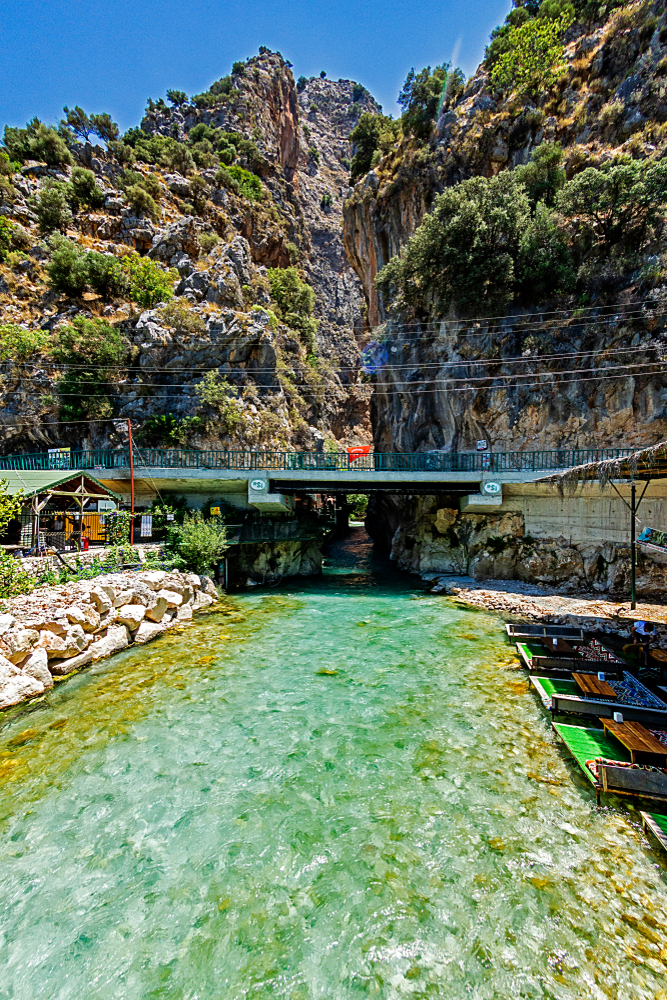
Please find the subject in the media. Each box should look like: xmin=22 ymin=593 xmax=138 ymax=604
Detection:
xmin=0 ymin=447 xmax=634 ymax=475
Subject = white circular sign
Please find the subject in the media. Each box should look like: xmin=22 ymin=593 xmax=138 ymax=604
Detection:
xmin=483 ymin=481 xmax=502 ymax=495
xmin=250 ymin=479 xmax=267 ymax=492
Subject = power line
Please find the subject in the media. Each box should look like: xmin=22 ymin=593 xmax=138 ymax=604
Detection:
xmin=6 ymin=366 xmax=667 ymax=414
xmin=7 ymin=338 xmax=665 ymax=378
xmin=7 ymin=358 xmax=665 ymax=391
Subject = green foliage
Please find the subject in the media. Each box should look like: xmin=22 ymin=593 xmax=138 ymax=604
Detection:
xmin=68 ymin=167 xmax=105 ymax=210
xmin=196 ymin=372 xmax=247 ymax=435
xmin=120 ymin=168 xmax=162 ymax=201
xmin=89 ymin=113 xmax=119 ymax=144
xmin=0 ymin=215 xmax=13 ymax=261
xmin=136 ymin=413 xmax=192 ymax=446
xmin=347 ymin=493 xmax=369 ymax=519
xmin=156 ymin=298 xmax=206 ymax=335
xmin=0 ymin=551 xmax=35 ymax=598
xmin=214 ymin=167 xmax=240 ymax=194
xmin=3 ymin=118 xmax=73 ymax=166
xmin=320 ymin=192 xmax=333 ymax=209
xmin=188 ymin=174 xmax=209 ymax=212
xmin=198 ymin=232 xmax=221 ymax=253
xmin=85 ymin=251 xmax=124 ymax=298
xmin=165 ymin=142 xmax=195 ymax=175
xmin=110 ymin=253 xmax=177 ymax=308
xmin=54 ymin=315 xmax=128 ymax=419
xmin=166 ymin=511 xmax=228 ymax=574
xmin=232 ymin=61 xmax=245 ymax=74
xmin=124 ymin=184 xmax=160 ymax=220
xmin=46 ymin=234 xmax=89 ymax=295
xmin=103 ymin=510 xmax=135 ymax=547
xmin=60 ymin=105 xmax=93 ymax=141
xmin=0 ymin=152 xmax=19 ymax=176
xmin=515 ymin=142 xmax=565 ymax=207
xmin=398 ymin=64 xmax=449 ymax=139
xmin=352 ymin=83 xmax=367 ymax=103
xmin=556 ymin=158 xmax=667 ymax=256
xmin=227 ymin=165 xmax=262 ymax=201
xmin=0 ymin=323 xmax=49 ymax=361
xmin=297 ymin=76 xmax=308 ymax=92
xmin=349 ymin=112 xmax=397 ymax=181
xmin=267 ymin=267 xmax=318 ymax=351
xmin=167 ymin=89 xmax=188 ymax=106
xmin=377 ymin=171 xmax=531 ymax=316
xmin=34 ymin=179 xmax=73 ymax=234
xmin=46 ymin=234 xmax=124 ymax=300
xmin=108 ymin=140 xmax=136 ymax=165
xmin=489 ymin=10 xmax=573 ymax=95
xmin=518 ymin=201 xmax=575 ymax=299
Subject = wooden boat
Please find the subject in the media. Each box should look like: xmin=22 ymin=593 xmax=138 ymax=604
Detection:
xmin=530 ymin=672 xmax=667 ymax=724
xmin=506 ymin=623 xmax=585 ymax=641
xmin=640 ymin=811 xmax=667 ymax=854
xmin=552 ymin=722 xmax=667 ymax=806
xmin=516 ymin=635 xmax=624 ymax=675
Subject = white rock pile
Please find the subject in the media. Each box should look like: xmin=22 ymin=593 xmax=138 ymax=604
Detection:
xmin=0 ymin=569 xmax=218 ymax=710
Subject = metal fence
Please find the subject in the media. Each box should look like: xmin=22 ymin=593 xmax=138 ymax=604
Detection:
xmin=0 ymin=446 xmax=635 ymax=475
xmin=225 ymin=520 xmax=329 ymax=545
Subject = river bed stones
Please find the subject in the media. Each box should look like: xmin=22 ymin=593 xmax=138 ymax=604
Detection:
xmin=0 ymin=568 xmax=220 ymax=711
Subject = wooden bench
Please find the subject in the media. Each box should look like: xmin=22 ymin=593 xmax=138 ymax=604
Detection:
xmin=601 ymin=719 xmax=667 ymax=766
xmin=573 ymin=672 xmax=617 ymax=699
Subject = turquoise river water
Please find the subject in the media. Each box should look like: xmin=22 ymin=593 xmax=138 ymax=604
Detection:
xmin=0 ymin=529 xmax=666 ymax=1000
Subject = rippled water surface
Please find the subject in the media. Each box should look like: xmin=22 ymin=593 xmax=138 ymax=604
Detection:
xmin=1 ymin=530 xmax=666 ymax=999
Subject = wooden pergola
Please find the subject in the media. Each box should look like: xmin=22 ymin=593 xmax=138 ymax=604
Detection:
xmin=2 ymin=470 xmax=122 ymax=552
xmin=539 ymin=441 xmax=667 ymax=609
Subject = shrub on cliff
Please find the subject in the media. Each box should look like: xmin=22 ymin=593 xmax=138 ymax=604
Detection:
xmin=46 ymin=234 xmax=89 ymax=295
xmin=267 ymin=267 xmax=318 ymax=352
xmin=167 ymin=511 xmax=228 ymax=574
xmin=68 ymin=167 xmax=105 ymax=210
xmin=196 ymin=372 xmax=247 ymax=435
xmin=0 ymin=216 xmax=13 ymax=262
xmin=124 ymin=184 xmax=160 ymax=221
xmin=0 ymin=323 xmax=49 ymax=361
xmin=377 ymin=171 xmax=531 ymax=315
xmin=33 ymin=179 xmax=73 ymax=234
xmin=518 ymin=202 xmax=575 ymax=299
xmin=556 ymin=158 xmax=667 ymax=258
xmin=488 ymin=9 xmax=573 ymax=96
xmin=515 ymin=142 xmax=566 ymax=208
xmin=110 ymin=254 xmax=177 ymax=308
xmin=349 ymin=112 xmax=397 ymax=182
xmin=398 ymin=64 xmax=449 ymax=139
xmin=3 ymin=119 xmax=73 ymax=167
xmin=227 ymin=165 xmax=262 ymax=201
xmin=0 ymin=551 xmax=35 ymax=598
xmin=53 ymin=315 xmax=129 ymax=419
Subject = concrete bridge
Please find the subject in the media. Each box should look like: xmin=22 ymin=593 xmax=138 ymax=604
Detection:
xmin=0 ymin=446 xmax=634 ymax=512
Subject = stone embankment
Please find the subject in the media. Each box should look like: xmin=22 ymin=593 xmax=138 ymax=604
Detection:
xmin=0 ymin=568 xmax=218 ymax=710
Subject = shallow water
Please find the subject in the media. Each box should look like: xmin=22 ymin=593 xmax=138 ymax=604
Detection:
xmin=1 ymin=529 xmax=666 ymax=1000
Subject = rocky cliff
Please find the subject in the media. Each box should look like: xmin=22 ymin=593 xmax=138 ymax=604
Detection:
xmin=0 ymin=50 xmax=377 ymax=454
xmin=344 ymin=0 xmax=667 ymax=455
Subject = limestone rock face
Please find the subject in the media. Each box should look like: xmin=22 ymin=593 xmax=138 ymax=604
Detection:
xmin=158 ymin=589 xmax=183 ymax=608
xmin=64 ymin=604 xmax=100 ymax=633
xmin=117 ymin=605 xmax=146 ymax=630
xmin=48 ymin=649 xmax=93 ymax=676
xmin=90 ymin=588 xmax=113 ymax=614
xmin=144 ymin=596 xmax=168 ymax=622
xmin=133 ymin=620 xmax=166 ymax=644
xmin=22 ymin=647 xmax=53 ymax=690
xmin=3 ymin=628 xmax=39 ymax=664
xmin=0 ymin=658 xmax=43 ymax=708
xmin=90 ymin=626 xmax=130 ymax=661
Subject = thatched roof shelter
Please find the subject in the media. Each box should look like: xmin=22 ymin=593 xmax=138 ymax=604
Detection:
xmin=538 ymin=441 xmax=667 ymax=496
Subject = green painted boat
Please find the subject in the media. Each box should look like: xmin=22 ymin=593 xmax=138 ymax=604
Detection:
xmin=553 ymin=722 xmax=667 ymax=806
xmin=641 ymin=811 xmax=667 ymax=854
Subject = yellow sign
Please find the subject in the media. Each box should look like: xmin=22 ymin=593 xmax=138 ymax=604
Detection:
xmin=210 ymin=506 xmax=221 ymax=516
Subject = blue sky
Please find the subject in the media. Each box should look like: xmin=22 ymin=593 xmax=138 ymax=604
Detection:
xmin=1 ymin=0 xmax=511 ymax=134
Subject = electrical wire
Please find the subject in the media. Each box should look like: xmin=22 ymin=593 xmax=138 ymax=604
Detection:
xmin=8 ymin=338 xmax=666 ymax=377
xmin=7 ymin=358 xmax=665 ymax=391
xmin=8 ymin=366 xmax=667 ymax=412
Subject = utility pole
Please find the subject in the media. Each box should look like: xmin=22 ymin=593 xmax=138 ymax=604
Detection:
xmin=630 ymin=480 xmax=636 ymax=611
xmin=128 ymin=419 xmax=135 ymax=546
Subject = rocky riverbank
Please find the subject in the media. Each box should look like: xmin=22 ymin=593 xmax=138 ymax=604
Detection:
xmin=0 ymin=568 xmax=218 ymax=710
xmin=426 ymin=573 xmax=667 ymax=640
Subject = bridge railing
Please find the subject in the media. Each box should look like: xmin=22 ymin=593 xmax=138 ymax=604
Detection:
xmin=0 ymin=446 xmax=635 ymax=475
